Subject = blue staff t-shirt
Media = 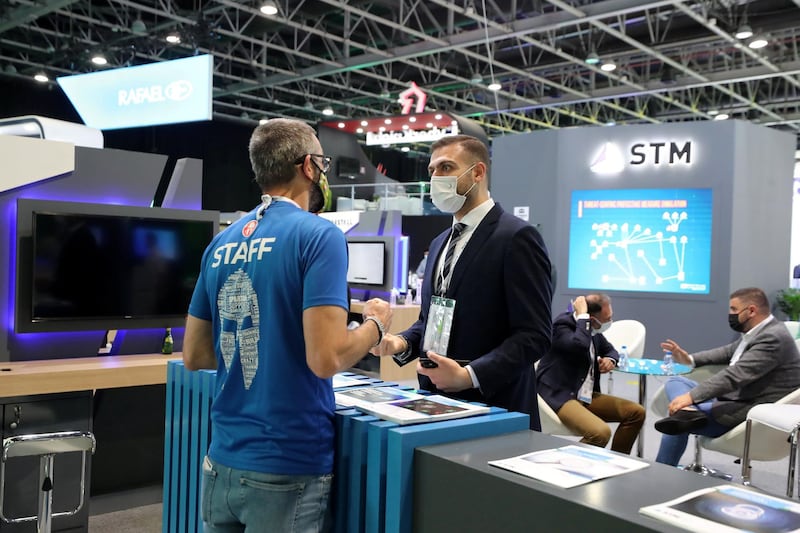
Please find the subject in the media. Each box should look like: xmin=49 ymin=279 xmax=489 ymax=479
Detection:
xmin=188 ymin=198 xmax=348 ymax=475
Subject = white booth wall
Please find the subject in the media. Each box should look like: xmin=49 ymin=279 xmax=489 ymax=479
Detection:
xmin=492 ymin=120 xmax=795 ymax=356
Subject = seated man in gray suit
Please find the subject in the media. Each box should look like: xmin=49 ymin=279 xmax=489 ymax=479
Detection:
xmin=654 ymin=287 xmax=800 ymax=466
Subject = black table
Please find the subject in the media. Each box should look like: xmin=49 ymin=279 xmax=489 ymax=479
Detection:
xmin=414 ymin=430 xmax=725 ymax=533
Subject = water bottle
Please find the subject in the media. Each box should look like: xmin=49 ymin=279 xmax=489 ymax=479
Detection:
xmin=617 ymin=345 xmax=629 ymax=370
xmin=662 ymin=350 xmax=674 ymax=374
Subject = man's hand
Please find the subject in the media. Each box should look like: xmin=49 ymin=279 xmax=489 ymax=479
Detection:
xmin=363 ymin=298 xmax=392 ymax=332
xmin=598 ymin=357 xmax=615 ymax=374
xmin=572 ymin=295 xmax=588 ymax=315
xmin=668 ymin=392 xmax=694 ymax=415
xmin=660 ymin=339 xmax=692 ymax=365
xmin=417 ymin=352 xmax=472 ymax=393
xmin=370 ymin=333 xmax=406 ymax=356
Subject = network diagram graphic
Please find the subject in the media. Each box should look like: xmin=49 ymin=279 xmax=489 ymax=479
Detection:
xmin=568 ymin=188 xmax=712 ymax=294
xmin=589 ymin=211 xmax=689 ymax=287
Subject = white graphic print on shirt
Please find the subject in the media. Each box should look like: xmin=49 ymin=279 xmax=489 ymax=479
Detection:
xmin=217 ymin=268 xmax=260 ymax=390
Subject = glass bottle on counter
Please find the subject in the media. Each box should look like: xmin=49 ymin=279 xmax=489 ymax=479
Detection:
xmin=162 ymin=327 xmax=174 ymax=354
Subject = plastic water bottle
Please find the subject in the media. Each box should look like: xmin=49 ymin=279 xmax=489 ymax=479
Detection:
xmin=662 ymin=350 xmax=674 ymax=374
xmin=617 ymin=345 xmax=629 ymax=370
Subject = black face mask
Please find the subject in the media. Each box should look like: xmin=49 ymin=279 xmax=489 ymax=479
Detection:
xmin=308 ymin=170 xmax=327 ymax=214
xmin=728 ymin=312 xmax=746 ymax=332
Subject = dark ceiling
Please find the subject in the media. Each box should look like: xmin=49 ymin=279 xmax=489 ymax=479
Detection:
xmin=2 ymin=0 xmax=800 ymax=142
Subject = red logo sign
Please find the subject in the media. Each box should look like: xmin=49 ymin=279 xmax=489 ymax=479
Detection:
xmin=242 ymin=220 xmax=258 ymax=238
xmin=398 ymin=82 xmax=427 ymax=114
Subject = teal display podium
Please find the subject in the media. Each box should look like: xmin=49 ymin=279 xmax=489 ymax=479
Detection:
xmin=164 ymin=361 xmax=529 ymax=533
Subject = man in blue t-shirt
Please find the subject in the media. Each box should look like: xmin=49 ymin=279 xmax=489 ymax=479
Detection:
xmin=184 ymin=118 xmax=392 ymax=532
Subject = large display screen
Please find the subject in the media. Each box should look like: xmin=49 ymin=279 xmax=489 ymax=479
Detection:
xmin=15 ymin=199 xmax=217 ymax=332
xmin=56 ymin=55 xmax=213 ymax=130
xmin=568 ymin=188 xmax=713 ymax=295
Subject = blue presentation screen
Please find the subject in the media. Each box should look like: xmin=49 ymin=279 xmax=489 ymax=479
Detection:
xmin=57 ymin=55 xmax=213 ymax=130
xmin=568 ymin=188 xmax=713 ymax=295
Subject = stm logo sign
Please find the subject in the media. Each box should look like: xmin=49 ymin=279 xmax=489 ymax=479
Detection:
xmin=118 ymin=80 xmax=194 ymax=106
xmin=590 ymin=141 xmax=693 ymax=174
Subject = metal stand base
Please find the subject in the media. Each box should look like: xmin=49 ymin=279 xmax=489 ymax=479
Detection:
xmin=680 ymin=462 xmax=733 ymax=480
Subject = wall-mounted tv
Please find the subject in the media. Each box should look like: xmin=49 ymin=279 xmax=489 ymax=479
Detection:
xmin=568 ymin=188 xmax=713 ymax=295
xmin=15 ymin=199 xmax=218 ymax=333
xmin=337 ymin=156 xmax=363 ymax=179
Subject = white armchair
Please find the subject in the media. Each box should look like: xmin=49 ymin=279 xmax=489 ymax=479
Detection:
xmin=743 ymin=403 xmax=800 ymax=497
xmin=603 ymin=319 xmax=646 ymax=359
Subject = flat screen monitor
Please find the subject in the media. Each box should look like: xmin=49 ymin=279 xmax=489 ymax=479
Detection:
xmin=15 ymin=199 xmax=218 ymax=333
xmin=568 ymin=188 xmax=713 ymax=295
xmin=347 ymin=241 xmax=385 ymax=286
xmin=337 ymin=156 xmax=362 ymax=179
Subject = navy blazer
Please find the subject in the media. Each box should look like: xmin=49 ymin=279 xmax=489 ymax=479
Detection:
xmin=400 ymin=203 xmax=553 ymax=430
xmin=536 ymin=311 xmax=619 ymax=412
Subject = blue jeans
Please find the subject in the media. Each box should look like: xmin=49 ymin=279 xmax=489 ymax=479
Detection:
xmin=201 ymin=456 xmax=333 ymax=532
xmin=655 ymin=377 xmax=731 ymax=466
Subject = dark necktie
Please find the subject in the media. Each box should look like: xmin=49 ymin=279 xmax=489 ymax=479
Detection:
xmin=439 ymin=223 xmax=467 ymax=293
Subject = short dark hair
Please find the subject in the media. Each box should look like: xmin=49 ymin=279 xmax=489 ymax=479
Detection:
xmin=586 ymin=293 xmax=611 ymax=315
xmin=431 ymin=135 xmax=490 ymax=167
xmin=730 ymin=287 xmax=769 ymax=312
xmin=249 ymin=118 xmax=318 ymax=190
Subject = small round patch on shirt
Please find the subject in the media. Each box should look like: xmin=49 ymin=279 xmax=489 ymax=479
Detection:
xmin=242 ymin=220 xmax=258 ymax=238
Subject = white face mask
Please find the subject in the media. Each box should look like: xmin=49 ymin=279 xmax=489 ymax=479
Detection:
xmin=430 ymin=164 xmax=477 ymax=213
xmin=592 ymin=319 xmax=613 ymax=335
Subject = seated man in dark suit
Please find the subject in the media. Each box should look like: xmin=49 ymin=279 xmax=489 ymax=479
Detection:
xmin=654 ymin=287 xmax=800 ymax=466
xmin=536 ymin=294 xmax=645 ymax=454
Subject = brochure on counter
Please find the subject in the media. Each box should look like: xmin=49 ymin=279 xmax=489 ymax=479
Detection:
xmin=334 ymin=386 xmax=424 ymax=409
xmin=488 ymin=444 xmax=649 ymax=488
xmin=353 ymin=393 xmax=490 ymax=425
xmin=332 ymin=373 xmax=372 ymax=390
xmin=639 ymin=484 xmax=800 ymax=533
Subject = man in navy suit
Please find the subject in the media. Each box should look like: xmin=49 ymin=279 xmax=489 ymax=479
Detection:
xmin=371 ymin=134 xmax=553 ymax=430
xmin=536 ymin=294 xmax=645 ymax=454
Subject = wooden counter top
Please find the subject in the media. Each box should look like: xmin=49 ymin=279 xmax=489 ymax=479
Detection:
xmin=0 ymin=353 xmax=181 ymax=399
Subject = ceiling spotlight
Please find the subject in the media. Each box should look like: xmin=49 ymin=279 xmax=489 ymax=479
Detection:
xmin=34 ymin=73 xmax=49 ymax=83
xmin=600 ymin=61 xmax=616 ymax=72
xmin=4 ymin=64 xmax=17 ymax=74
xmin=322 ymin=106 xmax=334 ymax=116
xmin=260 ymin=1 xmax=278 ymax=15
xmin=585 ymin=52 xmax=601 ymax=65
xmin=734 ymin=24 xmax=753 ymax=40
xmin=303 ymin=101 xmax=314 ymax=110
xmin=401 ymin=146 xmax=410 ymax=152
xmin=748 ymin=35 xmax=769 ymax=49
xmin=708 ymin=109 xmax=719 ymax=116
xmin=259 ymin=119 xmax=269 ymax=125
xmin=166 ymin=33 xmax=181 ymax=44
xmin=470 ymin=73 xmax=483 ymax=83
xmin=131 ymin=18 xmax=147 ymax=35
xmin=713 ymin=113 xmax=730 ymax=121
xmin=487 ymin=81 xmax=502 ymax=91
xmin=91 ymin=54 xmax=108 ymax=66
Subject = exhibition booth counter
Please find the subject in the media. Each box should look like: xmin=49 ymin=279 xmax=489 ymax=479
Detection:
xmin=414 ymin=431 xmax=726 ymax=533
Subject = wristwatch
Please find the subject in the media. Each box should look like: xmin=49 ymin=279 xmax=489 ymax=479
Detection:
xmin=363 ymin=316 xmax=385 ymax=346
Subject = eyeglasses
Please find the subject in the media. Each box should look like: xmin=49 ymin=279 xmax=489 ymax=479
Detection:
xmin=294 ymin=154 xmax=332 ymax=174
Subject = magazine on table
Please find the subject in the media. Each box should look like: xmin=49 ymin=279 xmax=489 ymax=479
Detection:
xmin=354 ymin=394 xmax=490 ymax=425
xmin=639 ymin=484 xmax=800 ymax=533
xmin=332 ymin=373 xmax=372 ymax=390
xmin=334 ymin=386 xmax=424 ymax=409
xmin=488 ymin=444 xmax=649 ymax=488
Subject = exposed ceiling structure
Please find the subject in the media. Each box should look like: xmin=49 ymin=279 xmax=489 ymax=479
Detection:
xmin=2 ymin=0 xmax=800 ymax=143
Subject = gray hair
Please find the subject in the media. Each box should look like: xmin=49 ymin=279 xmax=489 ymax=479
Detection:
xmin=249 ymin=118 xmax=318 ymax=190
